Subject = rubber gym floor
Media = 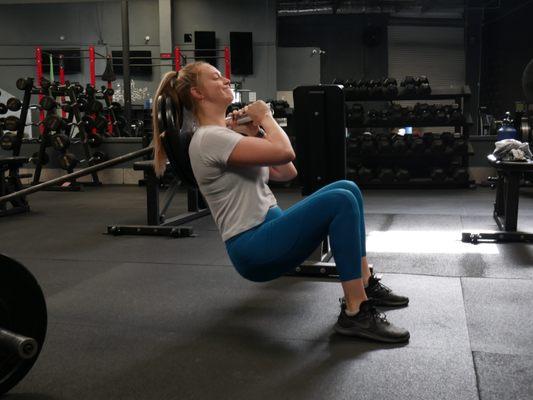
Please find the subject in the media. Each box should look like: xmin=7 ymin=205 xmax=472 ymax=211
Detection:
xmin=2 ymin=185 xmax=533 ymax=400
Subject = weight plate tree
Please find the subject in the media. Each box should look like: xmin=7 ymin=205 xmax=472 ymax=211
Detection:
xmin=0 ymin=254 xmax=47 ymax=395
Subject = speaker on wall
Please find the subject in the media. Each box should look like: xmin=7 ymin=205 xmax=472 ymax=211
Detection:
xmin=230 ymin=32 xmax=253 ymax=75
xmin=194 ymin=31 xmax=217 ymax=67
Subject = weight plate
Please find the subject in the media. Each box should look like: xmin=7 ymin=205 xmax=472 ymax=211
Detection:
xmin=0 ymin=254 xmax=47 ymax=395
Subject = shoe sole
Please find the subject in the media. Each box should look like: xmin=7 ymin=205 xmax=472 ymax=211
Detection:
xmin=372 ymin=299 xmax=409 ymax=308
xmin=334 ymin=323 xmax=410 ymax=343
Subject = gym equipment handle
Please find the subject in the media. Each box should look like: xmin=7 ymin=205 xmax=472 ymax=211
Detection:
xmin=0 ymin=328 xmax=39 ymax=359
xmin=0 ymin=147 xmax=152 ymax=204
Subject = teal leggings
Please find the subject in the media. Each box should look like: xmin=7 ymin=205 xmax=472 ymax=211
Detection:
xmin=225 ymin=180 xmax=366 ymax=282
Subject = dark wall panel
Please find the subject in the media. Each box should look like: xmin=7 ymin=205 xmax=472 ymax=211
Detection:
xmin=277 ymin=14 xmax=388 ymax=84
xmin=480 ymin=1 xmax=533 ymax=117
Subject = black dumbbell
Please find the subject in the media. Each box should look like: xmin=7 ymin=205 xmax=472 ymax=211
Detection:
xmin=344 ymin=79 xmax=357 ymax=88
xmin=87 ymin=100 xmax=104 ymax=114
xmin=377 ymin=168 xmax=395 ymax=184
xmin=367 ymin=110 xmax=380 ymax=125
xmin=16 ymin=78 xmax=33 ymax=91
xmin=449 ymin=104 xmax=464 ymax=124
xmin=396 ymin=168 xmax=410 ymax=182
xmin=0 ymin=102 xmax=8 ymax=115
xmin=400 ymin=76 xmax=417 ymax=95
xmin=1 ymin=132 xmax=19 ymax=151
xmin=411 ymin=136 xmax=425 ymax=155
xmin=391 ymin=135 xmax=408 ymax=155
xmin=430 ymin=168 xmax=446 ymax=182
xmin=453 ymin=138 xmax=468 ymax=155
xmin=347 ymin=104 xmax=365 ymax=125
xmin=357 ymin=166 xmax=374 ymax=183
xmin=355 ymin=79 xmax=369 ymax=97
xmin=434 ymin=105 xmax=447 ymax=123
xmin=50 ymin=133 xmax=70 ymax=152
xmin=376 ymin=134 xmax=393 ymax=155
xmin=389 ymin=104 xmax=404 ymax=123
xmin=451 ymin=168 xmax=469 ymax=183
xmin=58 ymin=150 xmax=108 ymax=171
xmin=4 ymin=116 xmax=21 ymax=131
xmin=6 ymin=97 xmax=22 ymax=112
xmin=415 ymin=76 xmax=431 ymax=95
xmin=360 ymin=133 xmax=376 ymax=156
xmin=382 ymin=77 xmax=398 ymax=98
xmin=368 ymin=80 xmax=383 ymax=98
xmin=332 ymin=78 xmax=346 ymax=85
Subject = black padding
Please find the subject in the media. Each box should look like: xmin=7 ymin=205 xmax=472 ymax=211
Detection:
xmin=156 ymin=95 xmax=198 ymax=187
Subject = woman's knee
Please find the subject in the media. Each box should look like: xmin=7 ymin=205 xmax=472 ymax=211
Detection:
xmin=327 ymin=189 xmax=360 ymax=215
xmin=336 ymin=180 xmax=363 ymax=203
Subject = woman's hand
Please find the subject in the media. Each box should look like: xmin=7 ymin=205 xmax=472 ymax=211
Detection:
xmin=226 ymin=108 xmax=260 ymax=137
xmin=243 ymin=101 xmax=272 ymax=125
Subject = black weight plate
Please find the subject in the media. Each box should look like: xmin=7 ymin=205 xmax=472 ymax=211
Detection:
xmin=0 ymin=254 xmax=47 ymax=396
xmin=6 ymin=98 xmax=21 ymax=112
xmin=15 ymin=78 xmax=30 ymax=91
xmin=0 ymin=103 xmax=7 ymax=115
xmin=4 ymin=117 xmax=20 ymax=131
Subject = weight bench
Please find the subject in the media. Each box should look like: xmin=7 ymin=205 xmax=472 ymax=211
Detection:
xmin=0 ymin=157 xmax=30 ymax=217
xmin=462 ymin=154 xmax=533 ymax=243
xmin=107 ymin=160 xmax=210 ymax=237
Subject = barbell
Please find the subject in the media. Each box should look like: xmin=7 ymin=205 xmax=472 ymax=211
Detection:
xmin=0 ymin=253 xmax=47 ymax=396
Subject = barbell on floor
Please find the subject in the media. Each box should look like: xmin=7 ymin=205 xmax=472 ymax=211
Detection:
xmin=0 ymin=253 xmax=47 ymax=396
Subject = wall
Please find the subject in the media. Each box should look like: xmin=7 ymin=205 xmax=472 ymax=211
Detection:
xmin=479 ymin=0 xmax=533 ymax=117
xmin=173 ymin=0 xmax=277 ymax=100
xmin=0 ymin=1 xmax=160 ymax=104
xmin=277 ymin=14 xmax=389 ymax=84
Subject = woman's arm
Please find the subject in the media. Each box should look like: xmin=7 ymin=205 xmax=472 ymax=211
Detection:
xmin=227 ymin=101 xmax=296 ymax=167
xmin=269 ymin=163 xmax=298 ymax=182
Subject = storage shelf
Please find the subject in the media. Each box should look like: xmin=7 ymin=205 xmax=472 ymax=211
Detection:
xmin=343 ymin=86 xmax=472 ymax=102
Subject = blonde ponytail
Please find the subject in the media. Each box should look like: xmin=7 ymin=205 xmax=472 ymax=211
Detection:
xmin=151 ymin=62 xmax=208 ymax=177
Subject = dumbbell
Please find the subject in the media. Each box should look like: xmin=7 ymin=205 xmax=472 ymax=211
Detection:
xmin=368 ymin=80 xmax=383 ymax=97
xmin=449 ymin=104 xmax=464 ymax=124
xmin=377 ymin=168 xmax=395 ymax=184
xmin=344 ymin=79 xmax=357 ymax=88
xmin=1 ymin=132 xmax=19 ymax=151
xmin=0 ymin=102 xmax=7 ymax=115
xmin=356 ymin=166 xmax=374 ymax=183
xmin=391 ymin=135 xmax=408 ymax=155
xmin=389 ymin=104 xmax=404 ymax=123
xmin=429 ymin=137 xmax=446 ymax=156
xmin=367 ymin=110 xmax=380 ymax=124
xmin=421 ymin=132 xmax=434 ymax=155
xmin=382 ymin=77 xmax=398 ymax=98
xmin=332 ymin=78 xmax=346 ymax=86
xmin=355 ymin=79 xmax=369 ymax=97
xmin=430 ymin=168 xmax=446 ymax=182
xmin=453 ymin=138 xmax=468 ymax=155
xmin=396 ymin=168 xmax=410 ymax=182
xmin=57 ymin=151 xmax=108 ymax=171
xmin=380 ymin=109 xmax=391 ymax=125
xmin=400 ymin=76 xmax=417 ymax=95
xmin=414 ymin=103 xmax=432 ymax=124
xmin=451 ymin=168 xmax=469 ymax=183
xmin=360 ymin=133 xmax=376 ymax=156
xmin=376 ymin=134 xmax=393 ymax=155
xmin=415 ymin=76 xmax=431 ymax=95
xmin=346 ymin=104 xmax=364 ymax=125
xmin=6 ymin=97 xmax=22 ymax=112
xmin=7 ymin=96 xmax=58 ymax=113
xmin=411 ymin=136 xmax=425 ymax=155
xmin=434 ymin=105 xmax=447 ymax=123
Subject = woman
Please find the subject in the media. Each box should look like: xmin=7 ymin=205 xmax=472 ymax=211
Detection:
xmin=152 ymin=62 xmax=410 ymax=343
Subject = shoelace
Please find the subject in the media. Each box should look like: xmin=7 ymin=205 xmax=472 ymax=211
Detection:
xmin=371 ymin=276 xmax=392 ymax=294
xmin=338 ymin=298 xmax=389 ymax=324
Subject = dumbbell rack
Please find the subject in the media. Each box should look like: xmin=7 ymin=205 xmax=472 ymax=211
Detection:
xmin=16 ymin=80 xmax=101 ymax=189
xmin=344 ymin=85 xmax=473 ymax=188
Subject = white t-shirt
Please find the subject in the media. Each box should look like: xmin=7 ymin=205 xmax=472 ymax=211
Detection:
xmin=188 ymin=125 xmax=277 ymax=241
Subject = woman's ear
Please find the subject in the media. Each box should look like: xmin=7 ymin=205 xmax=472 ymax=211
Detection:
xmin=190 ymin=86 xmax=203 ymax=101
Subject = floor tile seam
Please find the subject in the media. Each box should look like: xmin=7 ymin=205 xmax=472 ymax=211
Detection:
xmin=459 ymin=277 xmax=483 ymax=400
xmin=471 ymin=349 xmax=533 ymax=357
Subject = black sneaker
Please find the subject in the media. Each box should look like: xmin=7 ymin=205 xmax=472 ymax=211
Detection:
xmin=334 ymin=299 xmax=410 ymax=343
xmin=365 ymin=271 xmax=409 ymax=307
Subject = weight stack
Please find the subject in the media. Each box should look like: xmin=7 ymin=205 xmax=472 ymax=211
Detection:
xmin=293 ymin=85 xmax=346 ymax=195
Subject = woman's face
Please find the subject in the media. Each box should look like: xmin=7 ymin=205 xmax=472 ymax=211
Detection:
xmin=196 ymin=63 xmax=234 ymax=106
